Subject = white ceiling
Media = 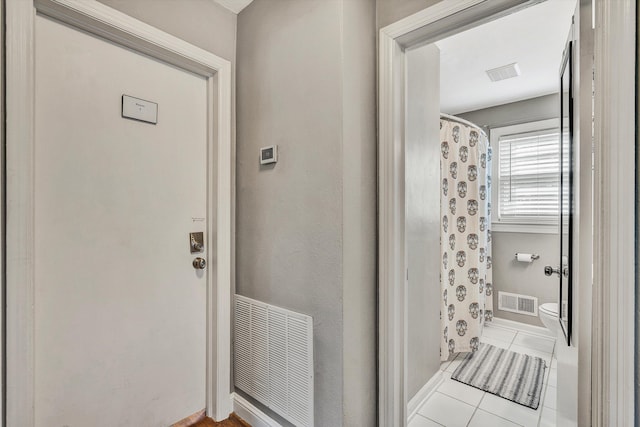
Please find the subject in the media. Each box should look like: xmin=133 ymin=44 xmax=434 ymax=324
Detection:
xmin=213 ymin=0 xmax=254 ymax=14
xmin=435 ymin=0 xmax=576 ymax=115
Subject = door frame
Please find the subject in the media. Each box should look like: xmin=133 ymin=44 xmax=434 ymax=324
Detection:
xmin=5 ymin=0 xmax=234 ymax=424
xmin=378 ymin=0 xmax=634 ymax=426
xmin=591 ymin=0 xmax=636 ymax=425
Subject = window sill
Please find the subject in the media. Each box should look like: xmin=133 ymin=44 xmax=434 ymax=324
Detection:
xmin=491 ymin=222 xmax=558 ymax=234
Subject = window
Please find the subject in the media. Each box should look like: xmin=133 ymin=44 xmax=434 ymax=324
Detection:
xmin=491 ymin=119 xmax=562 ymax=233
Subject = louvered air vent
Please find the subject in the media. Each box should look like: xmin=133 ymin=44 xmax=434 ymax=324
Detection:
xmin=234 ymin=295 xmax=314 ymax=427
xmin=498 ymin=291 xmax=538 ymax=316
xmin=486 ymin=63 xmax=521 ymax=82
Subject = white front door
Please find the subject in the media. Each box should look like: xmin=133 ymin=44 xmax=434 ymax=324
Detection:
xmin=34 ymin=14 xmax=208 ymax=426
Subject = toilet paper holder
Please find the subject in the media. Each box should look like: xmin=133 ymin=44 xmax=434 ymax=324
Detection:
xmin=514 ymin=253 xmax=540 ymax=261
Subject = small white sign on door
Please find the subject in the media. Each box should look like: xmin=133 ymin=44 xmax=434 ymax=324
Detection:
xmin=122 ymin=95 xmax=158 ymax=124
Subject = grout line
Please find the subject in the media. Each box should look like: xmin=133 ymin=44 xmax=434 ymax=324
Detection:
xmin=465 ymin=392 xmax=488 ymax=427
xmin=475 ymin=392 xmax=528 ymax=427
xmin=433 ymin=390 xmax=476 ymax=409
xmin=512 ymin=329 xmax=557 ymax=341
xmin=509 ymin=331 xmax=518 ymax=346
xmin=436 ymin=387 xmax=482 ymax=408
xmin=465 ymin=404 xmax=480 ymax=427
xmin=478 ymin=392 xmax=486 ymax=407
xmin=536 ymin=371 xmax=552 ymax=427
xmin=474 ymin=407 xmax=527 ymax=427
xmin=416 ymin=413 xmax=446 ymax=426
xmin=484 ymin=323 xmax=517 ymax=332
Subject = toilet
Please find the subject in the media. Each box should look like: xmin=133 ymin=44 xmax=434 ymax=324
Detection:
xmin=539 ymin=302 xmax=559 ymax=336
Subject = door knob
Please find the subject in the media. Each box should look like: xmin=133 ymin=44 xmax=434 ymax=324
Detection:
xmin=544 ymin=266 xmax=561 ymax=276
xmin=192 ymin=257 xmax=206 ymax=270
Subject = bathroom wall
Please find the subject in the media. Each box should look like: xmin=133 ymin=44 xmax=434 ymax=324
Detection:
xmin=459 ymin=94 xmax=560 ymax=326
xmin=236 ymin=0 xmax=376 ymax=425
xmin=405 ymin=44 xmax=442 ymax=399
xmin=486 ymin=232 xmax=559 ymax=327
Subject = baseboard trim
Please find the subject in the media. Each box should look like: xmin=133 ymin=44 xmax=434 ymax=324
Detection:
xmin=491 ymin=317 xmax=554 ymax=338
xmin=407 ymin=371 xmax=444 ymax=422
xmin=170 ymin=409 xmax=206 ymax=427
xmin=231 ymin=392 xmax=282 ymax=427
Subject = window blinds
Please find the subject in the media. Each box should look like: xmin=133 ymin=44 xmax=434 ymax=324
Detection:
xmin=498 ymin=128 xmax=565 ymax=222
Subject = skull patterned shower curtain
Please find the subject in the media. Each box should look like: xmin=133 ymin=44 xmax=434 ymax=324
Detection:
xmin=440 ymin=115 xmax=493 ymax=361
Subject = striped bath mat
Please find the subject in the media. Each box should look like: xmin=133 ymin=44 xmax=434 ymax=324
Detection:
xmin=451 ymin=343 xmax=547 ymax=409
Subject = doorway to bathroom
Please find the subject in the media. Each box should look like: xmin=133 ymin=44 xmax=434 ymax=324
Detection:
xmin=377 ymin=0 xmax=606 ymax=426
xmin=407 ymin=2 xmax=576 ymax=425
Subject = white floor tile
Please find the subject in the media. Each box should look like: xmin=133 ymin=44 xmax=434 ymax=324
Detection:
xmin=417 ymin=392 xmax=475 ymax=427
xmin=478 ymin=393 xmax=541 ymax=427
xmin=508 ymin=344 xmax=553 ymax=364
xmin=543 ymin=385 xmax=557 ymax=410
xmin=551 ymin=357 xmax=557 ymax=369
xmin=539 ymin=407 xmax=557 ymax=427
xmin=482 ymin=326 xmax=517 ymax=344
xmin=512 ymin=333 xmax=556 ymax=354
xmin=481 ymin=336 xmax=511 ymax=350
xmin=440 ymin=353 xmax=460 ymax=372
xmin=445 ymin=354 xmax=465 ymax=373
xmin=437 ymin=372 xmax=485 ymax=407
xmin=409 ymin=414 xmax=444 ymax=427
xmin=419 ymin=320 xmax=561 ymax=427
xmin=468 ymin=409 xmax=523 ymax=427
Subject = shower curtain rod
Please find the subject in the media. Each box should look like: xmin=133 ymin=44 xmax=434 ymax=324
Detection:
xmin=440 ymin=113 xmax=488 ymax=138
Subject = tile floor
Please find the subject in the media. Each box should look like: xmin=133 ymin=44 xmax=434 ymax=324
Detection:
xmin=410 ymin=322 xmax=557 ymax=427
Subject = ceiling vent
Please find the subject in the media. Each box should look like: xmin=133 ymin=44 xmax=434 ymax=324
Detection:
xmin=486 ymin=63 xmax=521 ymax=82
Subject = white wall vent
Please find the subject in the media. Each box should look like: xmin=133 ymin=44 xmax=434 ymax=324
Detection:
xmin=498 ymin=291 xmax=538 ymax=316
xmin=486 ymin=63 xmax=521 ymax=82
xmin=234 ymin=295 xmax=314 ymax=427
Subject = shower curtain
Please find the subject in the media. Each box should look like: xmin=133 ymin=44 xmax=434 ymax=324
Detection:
xmin=440 ymin=116 xmax=493 ymax=361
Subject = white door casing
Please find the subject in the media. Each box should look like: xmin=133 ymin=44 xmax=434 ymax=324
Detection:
xmin=378 ymin=2 xmax=544 ymax=425
xmin=6 ymin=0 xmax=233 ymax=425
xmin=378 ymin=0 xmax=615 ymax=426
xmin=592 ymin=0 xmax=636 ymax=425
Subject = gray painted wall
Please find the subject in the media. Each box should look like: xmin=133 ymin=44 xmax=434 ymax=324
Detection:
xmin=489 ymin=232 xmax=560 ymax=326
xmin=340 ymin=0 xmax=377 ymax=425
xmin=96 ymin=0 xmax=236 ymax=63
xmin=377 ymin=0 xmax=442 ymax=29
xmin=459 ymin=95 xmax=560 ymax=326
xmin=237 ymin=0 xmax=376 ymax=425
xmin=405 ymin=44 xmax=442 ymax=399
xmin=636 ymin=3 xmax=639 ymax=422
